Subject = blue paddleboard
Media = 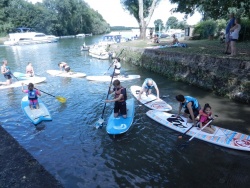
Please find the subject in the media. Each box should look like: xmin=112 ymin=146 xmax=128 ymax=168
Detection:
xmin=21 ymin=96 xmax=52 ymax=125
xmin=106 ymin=98 xmax=135 ymax=135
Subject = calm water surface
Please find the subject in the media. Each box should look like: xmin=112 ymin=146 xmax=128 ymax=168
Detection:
xmin=0 ymin=35 xmax=250 ymax=188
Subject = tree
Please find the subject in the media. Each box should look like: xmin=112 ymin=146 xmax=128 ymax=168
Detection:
xmin=154 ymin=19 xmax=164 ymax=32
xmin=169 ymin=0 xmax=250 ymax=19
xmin=120 ymin=0 xmax=161 ymax=39
xmin=166 ymin=16 xmax=178 ymax=29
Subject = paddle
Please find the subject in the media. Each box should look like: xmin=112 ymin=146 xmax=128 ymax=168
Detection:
xmin=188 ymin=115 xmax=218 ymax=142
xmin=179 ymin=115 xmax=218 ymax=148
xmin=12 ymin=74 xmax=66 ymax=103
xmin=104 ymin=49 xmax=124 ymax=75
xmin=95 ymin=67 xmax=116 ymax=128
xmin=142 ymin=95 xmax=169 ymax=105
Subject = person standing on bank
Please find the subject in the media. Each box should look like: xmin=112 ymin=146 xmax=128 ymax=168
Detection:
xmin=111 ymin=57 xmax=121 ymax=77
xmin=176 ymin=94 xmax=201 ymax=125
xmin=1 ymin=60 xmax=12 ymax=85
xmin=138 ymin=78 xmax=160 ymax=100
xmin=229 ymin=18 xmax=241 ymax=56
xmin=105 ymin=79 xmax=127 ymax=118
xmin=224 ymin=13 xmax=235 ymax=54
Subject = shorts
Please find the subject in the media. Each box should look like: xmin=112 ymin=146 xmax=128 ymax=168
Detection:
xmin=4 ymin=74 xmax=12 ymax=79
xmin=184 ymin=105 xmax=201 ymax=120
xmin=225 ymin=33 xmax=231 ymax=43
xmin=231 ymin=39 xmax=237 ymax=42
xmin=29 ymin=99 xmax=38 ymax=106
xmin=65 ymin=66 xmax=70 ymax=72
xmin=114 ymin=101 xmax=127 ymax=115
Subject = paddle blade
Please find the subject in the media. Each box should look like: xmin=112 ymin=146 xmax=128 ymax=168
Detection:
xmin=95 ymin=118 xmax=104 ymax=129
xmin=56 ymin=96 xmax=67 ymax=103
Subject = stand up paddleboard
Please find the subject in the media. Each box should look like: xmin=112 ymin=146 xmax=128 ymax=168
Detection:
xmin=130 ymin=85 xmax=172 ymax=111
xmin=46 ymin=70 xmax=86 ymax=78
xmin=146 ymin=110 xmax=250 ymax=152
xmin=106 ymin=98 xmax=135 ymax=135
xmin=21 ymin=96 xmax=52 ymax=125
xmin=13 ymin=72 xmax=46 ymax=80
xmin=0 ymin=77 xmax=46 ymax=90
xmin=86 ymin=75 xmax=140 ymax=82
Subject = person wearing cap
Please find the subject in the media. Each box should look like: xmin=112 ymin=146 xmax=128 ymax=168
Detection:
xmin=138 ymin=78 xmax=159 ymax=100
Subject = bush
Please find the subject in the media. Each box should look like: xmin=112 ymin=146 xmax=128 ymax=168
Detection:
xmin=193 ymin=20 xmax=218 ymax=39
xmin=239 ymin=19 xmax=250 ymax=41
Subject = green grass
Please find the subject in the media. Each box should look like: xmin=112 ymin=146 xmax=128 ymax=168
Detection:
xmin=117 ymin=38 xmax=250 ymax=61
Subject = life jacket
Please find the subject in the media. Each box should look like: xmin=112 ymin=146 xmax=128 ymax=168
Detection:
xmin=114 ymin=62 xmax=121 ymax=74
xmin=28 ymin=89 xmax=37 ymax=100
xmin=182 ymin=96 xmax=199 ymax=110
xmin=114 ymin=87 xmax=127 ymax=102
xmin=3 ymin=66 xmax=11 ymax=76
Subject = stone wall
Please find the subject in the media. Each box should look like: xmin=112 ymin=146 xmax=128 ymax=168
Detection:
xmin=109 ymin=45 xmax=250 ymax=104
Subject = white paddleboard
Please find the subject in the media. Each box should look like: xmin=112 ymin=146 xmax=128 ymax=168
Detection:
xmin=0 ymin=77 xmax=46 ymax=90
xmin=130 ymin=85 xmax=172 ymax=111
xmin=13 ymin=72 xmax=45 ymax=80
xmin=86 ymin=75 xmax=140 ymax=81
xmin=46 ymin=70 xmax=86 ymax=78
xmin=146 ymin=110 xmax=250 ymax=152
xmin=21 ymin=96 xmax=52 ymax=125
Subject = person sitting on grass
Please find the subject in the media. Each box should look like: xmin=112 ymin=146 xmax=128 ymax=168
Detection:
xmin=171 ymin=34 xmax=179 ymax=45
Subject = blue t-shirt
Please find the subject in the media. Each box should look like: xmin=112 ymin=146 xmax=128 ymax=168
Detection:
xmin=226 ymin=18 xmax=235 ymax=34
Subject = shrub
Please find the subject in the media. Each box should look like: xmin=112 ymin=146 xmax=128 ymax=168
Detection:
xmin=193 ymin=20 xmax=217 ymax=39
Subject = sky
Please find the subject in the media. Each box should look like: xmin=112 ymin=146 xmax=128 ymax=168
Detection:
xmin=29 ymin=0 xmax=202 ymax=27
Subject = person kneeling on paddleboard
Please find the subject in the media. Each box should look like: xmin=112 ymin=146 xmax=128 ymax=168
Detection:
xmin=138 ymin=78 xmax=160 ymax=100
xmin=105 ymin=79 xmax=127 ymax=118
xmin=199 ymin=103 xmax=215 ymax=134
xmin=58 ymin=62 xmax=71 ymax=73
xmin=22 ymin=83 xmax=41 ymax=110
xmin=176 ymin=94 xmax=201 ymax=126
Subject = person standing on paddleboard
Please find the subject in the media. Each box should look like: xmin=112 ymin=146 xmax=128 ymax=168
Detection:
xmin=105 ymin=79 xmax=127 ymax=118
xmin=22 ymin=83 xmax=41 ymax=110
xmin=58 ymin=62 xmax=71 ymax=73
xmin=1 ymin=59 xmax=12 ymax=85
xmin=138 ymin=78 xmax=160 ymax=100
xmin=176 ymin=94 xmax=201 ymax=126
xmin=111 ymin=58 xmax=121 ymax=77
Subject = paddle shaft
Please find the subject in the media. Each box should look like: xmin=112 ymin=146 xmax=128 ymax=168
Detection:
xmin=188 ymin=115 xmax=218 ymax=142
xmin=101 ymin=67 xmax=116 ymax=119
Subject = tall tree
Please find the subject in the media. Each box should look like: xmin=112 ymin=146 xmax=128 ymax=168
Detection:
xmin=154 ymin=19 xmax=164 ymax=32
xmin=166 ymin=16 xmax=178 ymax=29
xmin=120 ymin=0 xmax=161 ymax=39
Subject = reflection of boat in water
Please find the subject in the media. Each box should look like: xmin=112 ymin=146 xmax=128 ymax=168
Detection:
xmin=4 ymin=27 xmax=59 ymax=46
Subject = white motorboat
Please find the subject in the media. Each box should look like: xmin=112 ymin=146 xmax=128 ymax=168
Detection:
xmin=4 ymin=27 xmax=59 ymax=46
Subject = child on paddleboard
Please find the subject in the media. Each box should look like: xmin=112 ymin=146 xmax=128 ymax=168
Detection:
xmin=26 ymin=62 xmax=35 ymax=77
xmin=199 ymin=103 xmax=215 ymax=134
xmin=105 ymin=79 xmax=127 ymax=118
xmin=138 ymin=78 xmax=160 ymax=100
xmin=58 ymin=62 xmax=71 ymax=73
xmin=22 ymin=83 xmax=41 ymax=110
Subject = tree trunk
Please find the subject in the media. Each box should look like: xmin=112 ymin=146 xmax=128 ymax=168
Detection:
xmin=138 ymin=0 xmax=159 ymax=40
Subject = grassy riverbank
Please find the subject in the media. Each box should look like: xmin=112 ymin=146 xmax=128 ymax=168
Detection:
xmin=118 ymin=38 xmax=250 ymax=61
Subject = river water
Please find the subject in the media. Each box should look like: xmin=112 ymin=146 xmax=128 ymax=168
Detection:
xmin=0 ymin=35 xmax=250 ymax=188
